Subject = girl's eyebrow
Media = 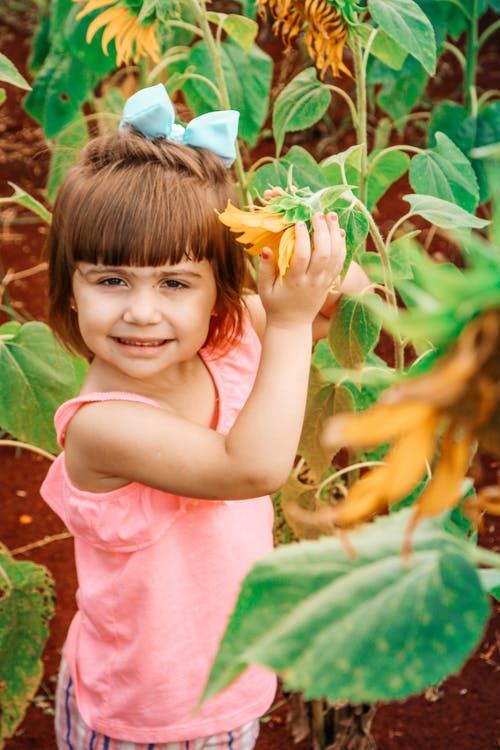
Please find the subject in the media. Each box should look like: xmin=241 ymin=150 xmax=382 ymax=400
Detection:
xmin=79 ymin=265 xmax=203 ymax=279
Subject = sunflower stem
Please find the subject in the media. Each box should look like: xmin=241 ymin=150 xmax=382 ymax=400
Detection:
xmin=354 ymin=199 xmax=405 ymax=371
xmin=464 ymin=0 xmax=479 ymax=115
xmin=185 ymin=0 xmax=251 ymax=206
xmin=351 ymin=29 xmax=369 ymax=205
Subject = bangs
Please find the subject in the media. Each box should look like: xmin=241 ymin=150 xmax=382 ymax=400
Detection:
xmin=47 ymin=131 xmax=245 ymax=360
xmin=68 ymin=163 xmax=227 ymax=268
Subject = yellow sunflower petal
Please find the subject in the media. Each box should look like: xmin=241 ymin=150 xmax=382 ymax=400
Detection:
xmin=102 ymin=11 xmax=134 ymax=56
xmin=86 ymin=5 xmax=126 ymax=44
xmin=75 ymin=0 xmax=116 ymax=21
xmin=331 ymin=407 xmax=440 ymax=527
xmin=277 ymin=225 xmax=295 ymax=278
xmin=138 ymin=23 xmax=160 ymax=63
xmin=414 ymin=424 xmax=472 ymax=519
xmin=219 ymin=202 xmax=286 ymax=233
xmin=321 ymin=401 xmax=437 ymax=452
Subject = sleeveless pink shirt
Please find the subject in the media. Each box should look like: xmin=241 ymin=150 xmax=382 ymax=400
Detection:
xmin=40 ymin=318 xmax=277 ymax=743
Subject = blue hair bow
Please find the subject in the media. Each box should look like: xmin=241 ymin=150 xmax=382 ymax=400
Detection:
xmin=119 ymin=84 xmax=239 ymax=168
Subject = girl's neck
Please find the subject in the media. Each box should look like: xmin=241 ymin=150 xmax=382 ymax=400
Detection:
xmin=80 ymin=353 xmax=219 ymax=428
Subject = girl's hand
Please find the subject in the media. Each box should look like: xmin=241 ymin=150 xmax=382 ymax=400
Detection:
xmin=258 ymin=212 xmax=345 ymax=329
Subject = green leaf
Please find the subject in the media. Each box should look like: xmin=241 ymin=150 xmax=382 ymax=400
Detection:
xmin=0 ymin=549 xmax=55 ymax=741
xmin=47 ymin=113 xmax=89 ymax=203
xmin=0 ymin=52 xmax=31 ymax=90
xmin=403 ymin=193 xmax=490 ymax=228
xmin=182 ymin=39 xmax=271 ymax=146
xmin=360 ymin=234 xmax=416 ymax=284
xmin=202 ymin=511 xmax=490 ymax=705
xmin=355 ymin=23 xmax=407 ymax=70
xmin=250 ymin=146 xmax=330 ymax=197
xmin=63 ymin=4 xmax=117 ymax=76
xmin=409 ymin=132 xmax=479 ymax=212
xmin=321 ymin=143 xmax=363 ymax=171
xmin=24 ymin=46 xmax=94 ymax=138
xmin=478 ymin=569 xmax=500 ymax=601
xmin=298 ymin=367 xmax=355 ymax=481
xmin=335 ymin=200 xmax=370 ymax=262
xmin=0 ymin=322 xmax=87 ymax=453
xmin=368 ymin=0 xmax=436 ymax=74
xmin=368 ymin=54 xmax=428 ymax=126
xmin=1 ymin=183 xmax=52 ymax=224
xmin=328 ymin=294 xmax=381 ymax=370
xmin=205 ymin=13 xmax=258 ymax=53
xmin=272 ymin=68 xmax=331 ymax=156
xmin=367 ymin=150 xmax=410 ymax=209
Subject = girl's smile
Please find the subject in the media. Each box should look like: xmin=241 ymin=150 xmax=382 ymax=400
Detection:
xmin=72 ymin=260 xmax=218 ymax=381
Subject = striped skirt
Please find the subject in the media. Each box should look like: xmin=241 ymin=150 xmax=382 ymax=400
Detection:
xmin=55 ymin=654 xmax=260 ymax=750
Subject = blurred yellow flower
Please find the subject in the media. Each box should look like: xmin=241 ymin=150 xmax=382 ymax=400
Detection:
xmin=320 ymin=310 xmax=500 ymax=533
xmin=74 ymin=0 xmax=160 ymax=66
xmin=260 ymin=0 xmax=351 ymax=78
xmin=219 ymin=201 xmax=296 ymax=278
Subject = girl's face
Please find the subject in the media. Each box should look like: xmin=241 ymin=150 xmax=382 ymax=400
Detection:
xmin=72 ymin=259 xmax=218 ymax=380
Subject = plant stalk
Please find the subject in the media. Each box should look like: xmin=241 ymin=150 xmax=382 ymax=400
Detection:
xmin=355 ymin=200 xmax=405 ymax=371
xmin=186 ymin=0 xmax=251 ymax=205
xmin=351 ymin=29 xmax=371 ymax=205
xmin=464 ymin=0 xmax=479 ymax=115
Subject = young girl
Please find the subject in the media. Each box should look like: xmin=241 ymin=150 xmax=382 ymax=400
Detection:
xmin=41 ymin=85 xmax=363 ymax=750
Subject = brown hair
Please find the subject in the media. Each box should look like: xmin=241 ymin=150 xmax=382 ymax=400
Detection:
xmin=46 ymin=129 xmax=245 ymax=359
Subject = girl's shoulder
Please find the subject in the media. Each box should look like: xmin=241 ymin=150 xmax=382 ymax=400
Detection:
xmin=54 ymin=391 xmax=161 ymax=449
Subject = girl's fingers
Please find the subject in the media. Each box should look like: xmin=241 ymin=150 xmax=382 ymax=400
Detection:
xmin=289 ymin=221 xmax=311 ymax=275
xmin=326 ymin=212 xmax=347 ymax=276
xmin=257 ymin=248 xmax=276 ymax=290
xmin=311 ymin=212 xmax=332 ymax=266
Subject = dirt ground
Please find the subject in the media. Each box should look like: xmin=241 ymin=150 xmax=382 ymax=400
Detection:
xmin=1 ymin=6 xmax=499 ymax=749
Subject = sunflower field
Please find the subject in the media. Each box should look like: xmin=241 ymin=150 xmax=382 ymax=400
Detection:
xmin=1 ymin=0 xmax=500 ymax=747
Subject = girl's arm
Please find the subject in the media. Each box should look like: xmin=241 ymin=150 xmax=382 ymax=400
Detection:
xmin=64 ymin=214 xmax=341 ymax=500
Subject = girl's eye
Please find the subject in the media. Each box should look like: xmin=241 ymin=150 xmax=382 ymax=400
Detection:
xmin=99 ymin=277 xmax=126 ymax=286
xmin=161 ymin=279 xmax=187 ymax=289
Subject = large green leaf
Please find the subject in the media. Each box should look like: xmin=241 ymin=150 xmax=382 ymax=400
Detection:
xmin=368 ymin=0 xmax=436 ymax=74
xmin=182 ymin=39 xmax=271 ymax=146
xmin=298 ymin=367 xmax=354 ymax=481
xmin=272 ymin=68 xmax=331 ymax=156
xmin=0 ymin=322 xmax=87 ymax=453
xmin=428 ymin=101 xmax=500 ymax=203
xmin=0 ymin=52 xmax=31 ymax=90
xmin=404 ymin=193 xmax=490 ymax=229
xmin=328 ymin=294 xmax=381 ymax=370
xmin=250 ymin=146 xmax=330 ymax=197
xmin=205 ymin=13 xmax=258 ymax=53
xmin=47 ymin=113 xmax=89 ymax=203
xmin=354 ymin=24 xmax=407 ymax=70
xmin=202 ymin=511 xmax=490 ymax=705
xmin=63 ymin=4 xmax=118 ymax=76
xmin=409 ymin=132 xmax=479 ymax=212
xmin=0 ymin=548 xmax=55 ymax=742
xmin=24 ymin=45 xmax=94 ymax=138
xmin=368 ymin=54 xmax=428 ymax=126
xmin=367 ymin=150 xmax=410 ymax=210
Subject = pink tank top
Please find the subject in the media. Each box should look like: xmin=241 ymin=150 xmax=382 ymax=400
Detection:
xmin=40 ymin=318 xmax=277 ymax=743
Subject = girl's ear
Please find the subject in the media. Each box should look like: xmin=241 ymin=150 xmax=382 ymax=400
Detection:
xmin=70 ymin=298 xmax=78 ymax=312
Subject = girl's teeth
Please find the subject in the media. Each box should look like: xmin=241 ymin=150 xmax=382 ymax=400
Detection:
xmin=119 ymin=338 xmax=164 ymax=346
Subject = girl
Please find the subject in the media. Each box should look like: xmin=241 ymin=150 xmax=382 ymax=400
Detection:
xmin=41 ymin=85 xmax=363 ymax=750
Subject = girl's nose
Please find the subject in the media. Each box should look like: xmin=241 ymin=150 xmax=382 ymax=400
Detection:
xmin=122 ymin=290 xmax=163 ymax=325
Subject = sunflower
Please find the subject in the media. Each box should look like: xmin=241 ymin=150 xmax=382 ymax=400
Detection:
xmin=259 ymin=0 xmax=356 ymax=78
xmin=320 ymin=310 xmax=500 ymax=533
xmin=219 ymin=201 xmax=297 ymax=279
xmin=74 ymin=0 xmax=160 ymax=66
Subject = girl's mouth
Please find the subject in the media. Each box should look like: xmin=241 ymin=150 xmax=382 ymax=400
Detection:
xmin=114 ymin=337 xmax=168 ymax=347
